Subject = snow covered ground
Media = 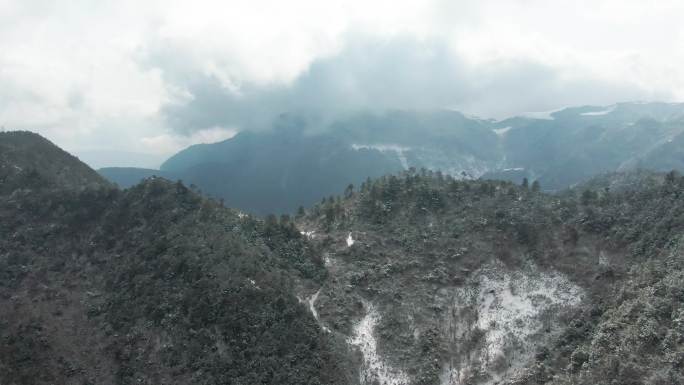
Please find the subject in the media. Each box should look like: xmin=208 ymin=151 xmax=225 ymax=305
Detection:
xmin=492 ymin=126 xmax=512 ymax=137
xmin=352 ymin=144 xmax=411 ymax=170
xmin=346 ymin=232 xmax=355 ymax=247
xmin=441 ymin=263 xmax=583 ymax=384
xmin=348 ymin=301 xmax=409 ymax=385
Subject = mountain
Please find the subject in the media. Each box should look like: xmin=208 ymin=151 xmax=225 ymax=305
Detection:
xmin=159 ymin=115 xmax=407 ymax=215
xmin=100 ymin=102 xmax=684 ymax=215
xmin=492 ymin=102 xmax=684 ymax=189
xmin=296 ymin=169 xmax=684 ymax=385
xmin=0 ymin=132 xmax=352 ymax=385
xmin=3 ymin=132 xmax=684 ymax=384
xmin=1 ymin=131 xmax=110 ymax=193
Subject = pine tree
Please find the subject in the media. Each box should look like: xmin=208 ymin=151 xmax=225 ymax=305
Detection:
xmin=531 ymin=180 xmax=540 ymax=192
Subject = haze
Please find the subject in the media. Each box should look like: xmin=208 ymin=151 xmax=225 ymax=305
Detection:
xmin=1 ymin=0 xmax=683 ymax=168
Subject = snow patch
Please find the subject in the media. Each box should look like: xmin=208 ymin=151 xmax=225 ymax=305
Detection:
xmin=492 ymin=126 xmax=511 ymax=137
xmin=300 ymin=230 xmax=316 ymax=239
xmin=348 ymin=302 xmax=409 ymax=385
xmin=299 ymin=289 xmax=331 ymax=333
xmin=580 ymin=106 xmax=615 ymax=116
xmin=352 ymin=144 xmax=410 ymax=170
xmin=443 ymin=264 xmax=583 ymax=384
xmin=518 ymin=107 xmax=565 ymax=120
xmin=346 ymin=232 xmax=355 ymax=247
xmin=308 ymin=289 xmax=321 ymax=321
xmin=246 ymin=278 xmax=260 ymax=290
xmin=476 ymin=268 xmax=582 ymax=360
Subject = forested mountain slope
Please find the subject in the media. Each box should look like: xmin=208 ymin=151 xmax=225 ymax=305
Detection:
xmin=1 ymin=131 xmax=110 ymax=193
xmin=4 ymin=132 xmax=684 ymax=385
xmin=297 ymin=169 xmax=684 ymax=385
xmin=0 ymin=132 xmax=352 ymax=385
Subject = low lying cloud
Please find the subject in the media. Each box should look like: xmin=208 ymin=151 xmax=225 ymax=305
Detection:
xmin=1 ymin=0 xmax=683 ymax=166
xmin=153 ymin=35 xmax=663 ymax=133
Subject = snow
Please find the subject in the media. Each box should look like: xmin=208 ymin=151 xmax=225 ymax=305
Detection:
xmin=300 ymin=230 xmax=316 ymax=239
xmin=348 ymin=301 xmax=409 ymax=385
xmin=518 ymin=107 xmax=566 ymax=120
xmin=502 ymin=167 xmax=524 ymax=172
xmin=443 ymin=263 xmax=583 ymax=384
xmin=300 ymin=289 xmax=331 ymax=333
xmin=246 ymin=278 xmax=260 ymax=289
xmin=308 ymin=289 xmax=321 ymax=321
xmin=474 ymin=268 xmax=582 ymax=363
xmin=580 ymin=106 xmax=615 ymax=116
xmin=352 ymin=144 xmax=410 ymax=169
xmin=492 ymin=126 xmax=512 ymax=137
xmin=346 ymin=232 xmax=355 ymax=247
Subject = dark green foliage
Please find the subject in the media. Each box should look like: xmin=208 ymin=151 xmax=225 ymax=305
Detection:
xmin=532 ymin=180 xmax=541 ymax=192
xmin=0 ymin=172 xmax=348 ymax=384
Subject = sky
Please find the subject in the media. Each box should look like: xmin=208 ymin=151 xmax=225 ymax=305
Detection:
xmin=1 ymin=0 xmax=683 ymax=168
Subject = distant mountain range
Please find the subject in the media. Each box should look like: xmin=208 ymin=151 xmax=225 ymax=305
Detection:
xmin=99 ymin=102 xmax=684 ymax=214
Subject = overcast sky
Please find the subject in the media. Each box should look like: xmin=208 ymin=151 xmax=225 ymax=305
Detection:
xmin=1 ymin=0 xmax=683 ymax=168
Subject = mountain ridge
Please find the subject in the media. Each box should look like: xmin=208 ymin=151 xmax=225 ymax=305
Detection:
xmin=101 ymin=102 xmax=684 ymax=214
xmin=2 ymin=132 xmax=684 ymax=384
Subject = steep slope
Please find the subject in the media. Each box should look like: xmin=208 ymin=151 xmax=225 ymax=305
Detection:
xmin=1 ymin=131 xmax=110 ymax=193
xmin=0 ymin=134 xmax=353 ymax=385
xmin=494 ymin=102 xmax=684 ymax=189
xmin=160 ymin=116 xmax=405 ymax=215
xmin=4 ymin=132 xmax=684 ymax=385
xmin=296 ymin=170 xmax=684 ymax=385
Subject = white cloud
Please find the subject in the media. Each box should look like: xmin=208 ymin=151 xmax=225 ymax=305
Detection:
xmin=1 ymin=0 xmax=683 ymax=167
xmin=140 ymin=126 xmax=237 ymax=155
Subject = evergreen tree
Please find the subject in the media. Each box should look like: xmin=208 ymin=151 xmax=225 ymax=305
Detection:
xmin=344 ymin=183 xmax=354 ymax=199
xmin=531 ymin=180 xmax=540 ymax=192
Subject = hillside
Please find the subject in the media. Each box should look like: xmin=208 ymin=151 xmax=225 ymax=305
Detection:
xmin=4 ymin=132 xmax=684 ymax=385
xmin=101 ymin=102 xmax=684 ymax=214
xmin=0 ymin=133 xmax=353 ymax=385
xmin=1 ymin=131 xmax=110 ymax=193
xmin=296 ymin=169 xmax=684 ymax=385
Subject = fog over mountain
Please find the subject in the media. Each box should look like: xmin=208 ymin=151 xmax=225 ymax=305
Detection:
xmin=101 ymin=101 xmax=684 ymax=214
xmin=2 ymin=1 xmax=683 ymax=166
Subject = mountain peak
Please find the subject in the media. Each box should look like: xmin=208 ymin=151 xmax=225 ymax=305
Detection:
xmin=0 ymin=131 xmax=111 ymax=193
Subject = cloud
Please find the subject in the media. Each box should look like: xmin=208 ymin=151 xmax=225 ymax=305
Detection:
xmin=1 ymin=0 xmax=683 ymax=166
xmin=153 ymin=35 xmax=662 ymax=130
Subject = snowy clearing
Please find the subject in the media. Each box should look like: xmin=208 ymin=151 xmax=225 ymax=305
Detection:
xmin=348 ymin=302 xmax=409 ymax=385
xmin=346 ymin=232 xmax=355 ymax=247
